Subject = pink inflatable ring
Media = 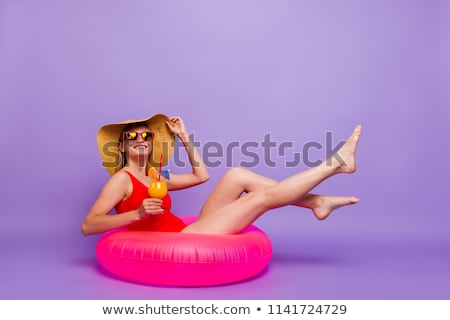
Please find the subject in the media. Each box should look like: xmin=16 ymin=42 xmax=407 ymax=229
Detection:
xmin=96 ymin=217 xmax=272 ymax=286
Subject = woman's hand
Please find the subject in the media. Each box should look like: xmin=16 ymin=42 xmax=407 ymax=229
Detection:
xmin=166 ymin=116 xmax=188 ymax=138
xmin=137 ymin=198 xmax=164 ymax=218
xmin=163 ymin=115 xmax=210 ymax=190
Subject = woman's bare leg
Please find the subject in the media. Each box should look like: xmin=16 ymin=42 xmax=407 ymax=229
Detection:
xmin=198 ymin=167 xmax=359 ymax=220
xmin=182 ymin=125 xmax=362 ymax=234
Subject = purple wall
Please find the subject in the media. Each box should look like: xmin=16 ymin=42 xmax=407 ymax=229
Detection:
xmin=1 ymin=0 xmax=449 ymax=299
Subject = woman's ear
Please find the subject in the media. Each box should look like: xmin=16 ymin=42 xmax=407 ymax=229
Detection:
xmin=118 ymin=141 xmax=124 ymax=153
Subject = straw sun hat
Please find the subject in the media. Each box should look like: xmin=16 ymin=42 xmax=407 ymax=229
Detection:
xmin=97 ymin=114 xmax=175 ymax=175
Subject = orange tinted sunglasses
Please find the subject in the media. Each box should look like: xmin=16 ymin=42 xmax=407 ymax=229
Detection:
xmin=123 ymin=131 xmax=154 ymax=141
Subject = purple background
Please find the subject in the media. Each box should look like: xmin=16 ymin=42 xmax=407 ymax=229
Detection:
xmin=1 ymin=0 xmax=449 ymax=299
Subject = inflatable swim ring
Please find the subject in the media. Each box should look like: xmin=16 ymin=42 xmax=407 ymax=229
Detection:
xmin=96 ymin=216 xmax=272 ymax=286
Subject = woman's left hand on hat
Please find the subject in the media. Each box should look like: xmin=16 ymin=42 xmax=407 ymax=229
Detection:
xmin=166 ymin=116 xmax=188 ymax=137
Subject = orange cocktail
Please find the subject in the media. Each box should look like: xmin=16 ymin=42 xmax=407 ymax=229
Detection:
xmin=147 ymin=167 xmax=168 ymax=199
xmin=148 ymin=180 xmax=167 ymax=199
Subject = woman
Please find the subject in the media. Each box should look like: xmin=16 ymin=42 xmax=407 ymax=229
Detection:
xmin=82 ymin=114 xmax=361 ymax=235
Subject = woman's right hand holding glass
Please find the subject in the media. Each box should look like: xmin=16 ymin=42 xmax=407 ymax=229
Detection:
xmin=137 ymin=198 xmax=164 ymax=218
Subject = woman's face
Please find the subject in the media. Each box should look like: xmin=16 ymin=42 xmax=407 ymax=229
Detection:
xmin=120 ymin=124 xmax=153 ymax=161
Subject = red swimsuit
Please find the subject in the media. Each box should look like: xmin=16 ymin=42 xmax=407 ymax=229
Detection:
xmin=115 ymin=171 xmax=187 ymax=232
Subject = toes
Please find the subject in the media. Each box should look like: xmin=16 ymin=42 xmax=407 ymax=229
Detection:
xmin=350 ymin=197 xmax=360 ymax=203
xmin=352 ymin=126 xmax=362 ymax=140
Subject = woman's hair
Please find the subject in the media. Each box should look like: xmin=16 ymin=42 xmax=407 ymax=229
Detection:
xmin=119 ymin=122 xmax=150 ymax=168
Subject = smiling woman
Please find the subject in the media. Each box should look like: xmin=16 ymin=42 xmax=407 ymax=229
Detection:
xmin=85 ymin=114 xmax=191 ymax=234
xmin=83 ymin=113 xmax=361 ymax=236
xmin=119 ymin=125 xmax=154 ymax=168
xmin=82 ymin=113 xmax=361 ymax=286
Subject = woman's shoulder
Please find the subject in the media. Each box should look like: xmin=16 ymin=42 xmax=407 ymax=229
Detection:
xmin=106 ymin=169 xmax=132 ymax=187
xmin=96 ymin=169 xmax=132 ymax=197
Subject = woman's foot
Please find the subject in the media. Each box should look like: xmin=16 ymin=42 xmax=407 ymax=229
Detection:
xmin=312 ymin=195 xmax=360 ymax=220
xmin=331 ymin=125 xmax=362 ymax=173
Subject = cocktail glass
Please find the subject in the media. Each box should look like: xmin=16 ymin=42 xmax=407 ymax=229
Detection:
xmin=148 ymin=180 xmax=167 ymax=199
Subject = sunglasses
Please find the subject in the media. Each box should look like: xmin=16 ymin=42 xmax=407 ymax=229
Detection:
xmin=123 ymin=131 xmax=154 ymax=141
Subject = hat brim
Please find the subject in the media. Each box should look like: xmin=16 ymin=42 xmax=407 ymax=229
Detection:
xmin=97 ymin=114 xmax=174 ymax=175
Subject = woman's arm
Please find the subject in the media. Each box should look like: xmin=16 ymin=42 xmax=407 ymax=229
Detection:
xmin=81 ymin=171 xmax=164 ymax=235
xmin=81 ymin=172 xmax=139 ymax=235
xmin=165 ymin=116 xmax=210 ymax=190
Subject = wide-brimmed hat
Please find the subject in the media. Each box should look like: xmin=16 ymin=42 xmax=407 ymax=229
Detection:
xmin=97 ymin=114 xmax=174 ymax=175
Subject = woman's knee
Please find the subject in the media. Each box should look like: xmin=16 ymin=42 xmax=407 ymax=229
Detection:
xmin=241 ymin=190 xmax=275 ymax=212
xmin=259 ymin=188 xmax=282 ymax=210
xmin=224 ymin=167 xmax=251 ymax=181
